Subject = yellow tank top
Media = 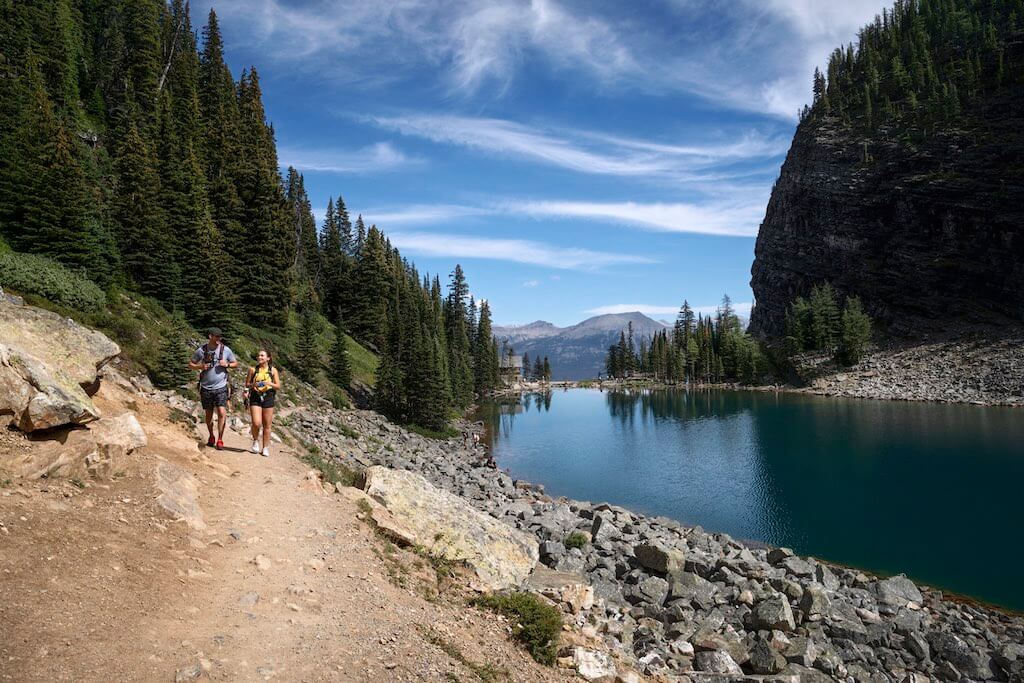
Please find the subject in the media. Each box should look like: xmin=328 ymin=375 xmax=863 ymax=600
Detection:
xmin=252 ymin=366 xmax=273 ymax=393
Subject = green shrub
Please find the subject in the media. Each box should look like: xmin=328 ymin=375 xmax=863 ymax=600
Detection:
xmin=564 ymin=532 xmax=589 ymax=550
xmin=407 ymin=423 xmax=460 ymax=440
xmin=328 ymin=388 xmax=350 ymax=410
xmin=0 ymin=235 xmax=11 ymax=255
xmin=0 ymin=251 xmax=105 ymax=312
xmin=471 ymin=592 xmax=562 ymax=665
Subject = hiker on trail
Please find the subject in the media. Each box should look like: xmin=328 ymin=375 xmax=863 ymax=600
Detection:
xmin=245 ymin=349 xmax=281 ymax=457
xmin=188 ymin=327 xmax=238 ymax=450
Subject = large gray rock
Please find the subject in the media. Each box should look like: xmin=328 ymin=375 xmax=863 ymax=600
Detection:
xmin=363 ymin=466 xmax=538 ymax=590
xmin=0 ymin=299 xmax=119 ymax=432
xmin=633 ymin=542 xmax=686 ymax=574
xmin=693 ymin=649 xmax=742 ymax=674
xmin=750 ymin=593 xmax=796 ymax=631
xmin=875 ymin=575 xmax=923 ymax=606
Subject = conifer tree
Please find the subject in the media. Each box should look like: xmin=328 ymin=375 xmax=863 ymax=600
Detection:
xmin=329 ymin=319 xmax=353 ymax=389
xmin=235 ymin=67 xmax=292 ymax=328
xmin=837 ymin=296 xmax=872 ymax=365
xmin=473 ymin=300 xmax=499 ymax=394
xmin=114 ymin=120 xmax=178 ymax=303
xmin=292 ymin=309 xmax=321 ymax=384
xmin=445 ymin=265 xmax=474 ymax=407
xmin=152 ymin=316 xmax=194 ymax=389
xmin=350 ymin=226 xmax=390 ymax=349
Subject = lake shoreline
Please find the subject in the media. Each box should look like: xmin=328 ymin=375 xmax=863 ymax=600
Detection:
xmin=492 ymin=374 xmax=1024 ymax=408
xmin=284 ymin=402 xmax=1024 ymax=680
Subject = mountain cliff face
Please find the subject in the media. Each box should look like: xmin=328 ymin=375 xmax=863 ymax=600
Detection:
xmin=495 ymin=313 xmax=667 ymax=380
xmin=750 ymin=89 xmax=1024 ymax=342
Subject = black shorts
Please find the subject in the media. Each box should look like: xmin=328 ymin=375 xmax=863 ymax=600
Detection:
xmin=249 ymin=390 xmax=276 ymax=408
xmin=200 ymin=386 xmax=229 ymax=409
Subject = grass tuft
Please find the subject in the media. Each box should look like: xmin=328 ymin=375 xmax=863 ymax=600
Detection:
xmin=470 ymin=592 xmax=562 ymax=666
xmin=564 ymin=531 xmax=588 ymax=550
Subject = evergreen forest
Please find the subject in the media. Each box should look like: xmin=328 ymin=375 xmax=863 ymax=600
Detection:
xmin=0 ymin=1 xmax=500 ymax=431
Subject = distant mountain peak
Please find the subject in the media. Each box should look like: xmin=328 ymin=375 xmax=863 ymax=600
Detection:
xmin=494 ymin=311 xmax=667 ymax=379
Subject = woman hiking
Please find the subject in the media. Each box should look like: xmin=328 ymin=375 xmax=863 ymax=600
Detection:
xmin=245 ymin=349 xmax=281 ymax=457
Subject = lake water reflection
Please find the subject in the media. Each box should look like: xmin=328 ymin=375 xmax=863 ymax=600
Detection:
xmin=477 ymin=388 xmax=1024 ymax=610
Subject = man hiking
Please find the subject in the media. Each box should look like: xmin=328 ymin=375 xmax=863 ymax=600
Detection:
xmin=188 ymin=327 xmax=238 ymax=450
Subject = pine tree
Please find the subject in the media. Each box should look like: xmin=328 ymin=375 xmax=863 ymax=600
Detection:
xmin=350 ymin=226 xmax=390 ymax=349
xmin=445 ymin=264 xmax=474 ymax=407
xmin=329 ymin=319 xmax=353 ymax=389
xmin=319 ymin=198 xmax=345 ymax=319
xmin=292 ymin=309 xmax=321 ymax=383
xmin=473 ymin=300 xmax=499 ymax=394
xmin=543 ymin=357 xmax=551 ymax=382
xmin=837 ymin=296 xmax=872 ymax=365
xmin=235 ymin=67 xmax=292 ymax=328
xmin=152 ymin=316 xmax=194 ymax=389
xmin=285 ymin=168 xmax=319 ymax=301
xmin=113 ymin=119 xmax=178 ymax=303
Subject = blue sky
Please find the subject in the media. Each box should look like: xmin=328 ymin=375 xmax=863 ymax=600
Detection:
xmin=193 ymin=0 xmax=885 ymax=327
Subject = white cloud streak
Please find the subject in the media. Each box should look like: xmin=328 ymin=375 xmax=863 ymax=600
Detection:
xmin=197 ymin=0 xmax=885 ymax=119
xmin=370 ymin=114 xmax=787 ymax=179
xmin=365 ymin=197 xmax=768 ymax=237
xmin=278 ymin=142 xmax=417 ymax=173
xmin=387 ymin=232 xmax=655 ymax=271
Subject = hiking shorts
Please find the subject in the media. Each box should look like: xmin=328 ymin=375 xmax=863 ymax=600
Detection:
xmin=200 ymin=386 xmax=229 ymax=410
xmin=249 ymin=390 xmax=276 ymax=409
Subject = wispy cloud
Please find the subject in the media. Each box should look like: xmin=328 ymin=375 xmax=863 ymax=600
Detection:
xmin=370 ymin=114 xmax=786 ymax=180
xmin=198 ymin=0 xmax=883 ymax=118
xmin=586 ymin=301 xmax=754 ymax=317
xmin=388 ymin=232 xmax=655 ymax=271
xmin=517 ymin=200 xmax=766 ymax=237
xmin=278 ymin=142 xmax=418 ymax=174
xmin=365 ymin=196 xmax=768 ymax=237
xmin=522 ymin=279 xmax=540 ymax=288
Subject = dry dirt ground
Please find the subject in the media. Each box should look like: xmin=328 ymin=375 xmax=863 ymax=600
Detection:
xmin=0 ymin=384 xmax=577 ymax=682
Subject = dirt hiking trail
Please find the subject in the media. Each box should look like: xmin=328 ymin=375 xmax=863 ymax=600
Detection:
xmin=0 ymin=382 xmax=575 ymax=682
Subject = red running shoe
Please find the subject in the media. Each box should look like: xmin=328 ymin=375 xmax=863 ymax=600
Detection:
xmin=207 ymin=436 xmax=216 ymax=447
xmin=216 ymin=439 xmax=224 ymax=450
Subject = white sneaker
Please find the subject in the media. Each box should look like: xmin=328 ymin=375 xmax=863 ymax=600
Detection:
xmin=261 ymin=446 xmax=270 ymax=457
xmin=250 ymin=440 xmax=260 ymax=453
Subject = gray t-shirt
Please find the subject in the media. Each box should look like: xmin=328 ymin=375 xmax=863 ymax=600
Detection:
xmin=191 ymin=343 xmax=237 ymax=391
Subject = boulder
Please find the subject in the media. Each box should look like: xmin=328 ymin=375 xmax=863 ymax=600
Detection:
xmin=799 ymin=583 xmax=831 ymax=619
xmin=363 ymin=466 xmax=538 ymax=590
xmin=667 ymin=571 xmax=717 ymax=608
xmin=750 ymin=593 xmax=796 ymax=631
xmin=875 ymin=575 xmax=923 ymax=606
xmin=8 ymin=412 xmax=147 ymax=480
xmin=633 ymin=542 xmax=686 ymax=574
xmin=0 ymin=299 xmax=120 ymax=432
xmin=525 ymin=566 xmax=594 ymax=614
xmin=749 ymin=640 xmax=787 ymax=675
xmin=573 ymin=648 xmax=616 ymax=681
xmin=693 ymin=649 xmax=742 ymax=674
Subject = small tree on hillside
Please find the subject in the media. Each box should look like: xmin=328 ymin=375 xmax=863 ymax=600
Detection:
xmin=292 ymin=309 xmax=321 ymax=383
xmin=152 ymin=316 xmax=194 ymax=390
xmin=837 ymin=296 xmax=872 ymax=366
xmin=329 ymin=319 xmax=352 ymax=389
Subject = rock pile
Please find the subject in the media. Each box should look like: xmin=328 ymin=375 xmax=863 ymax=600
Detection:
xmin=794 ymin=336 xmax=1024 ymax=406
xmin=279 ymin=406 xmax=1024 ymax=682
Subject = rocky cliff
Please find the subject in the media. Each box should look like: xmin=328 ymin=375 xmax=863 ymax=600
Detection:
xmin=749 ymin=85 xmax=1024 ymax=341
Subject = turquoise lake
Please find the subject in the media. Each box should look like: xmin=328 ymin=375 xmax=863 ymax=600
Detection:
xmin=478 ymin=388 xmax=1024 ymax=611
